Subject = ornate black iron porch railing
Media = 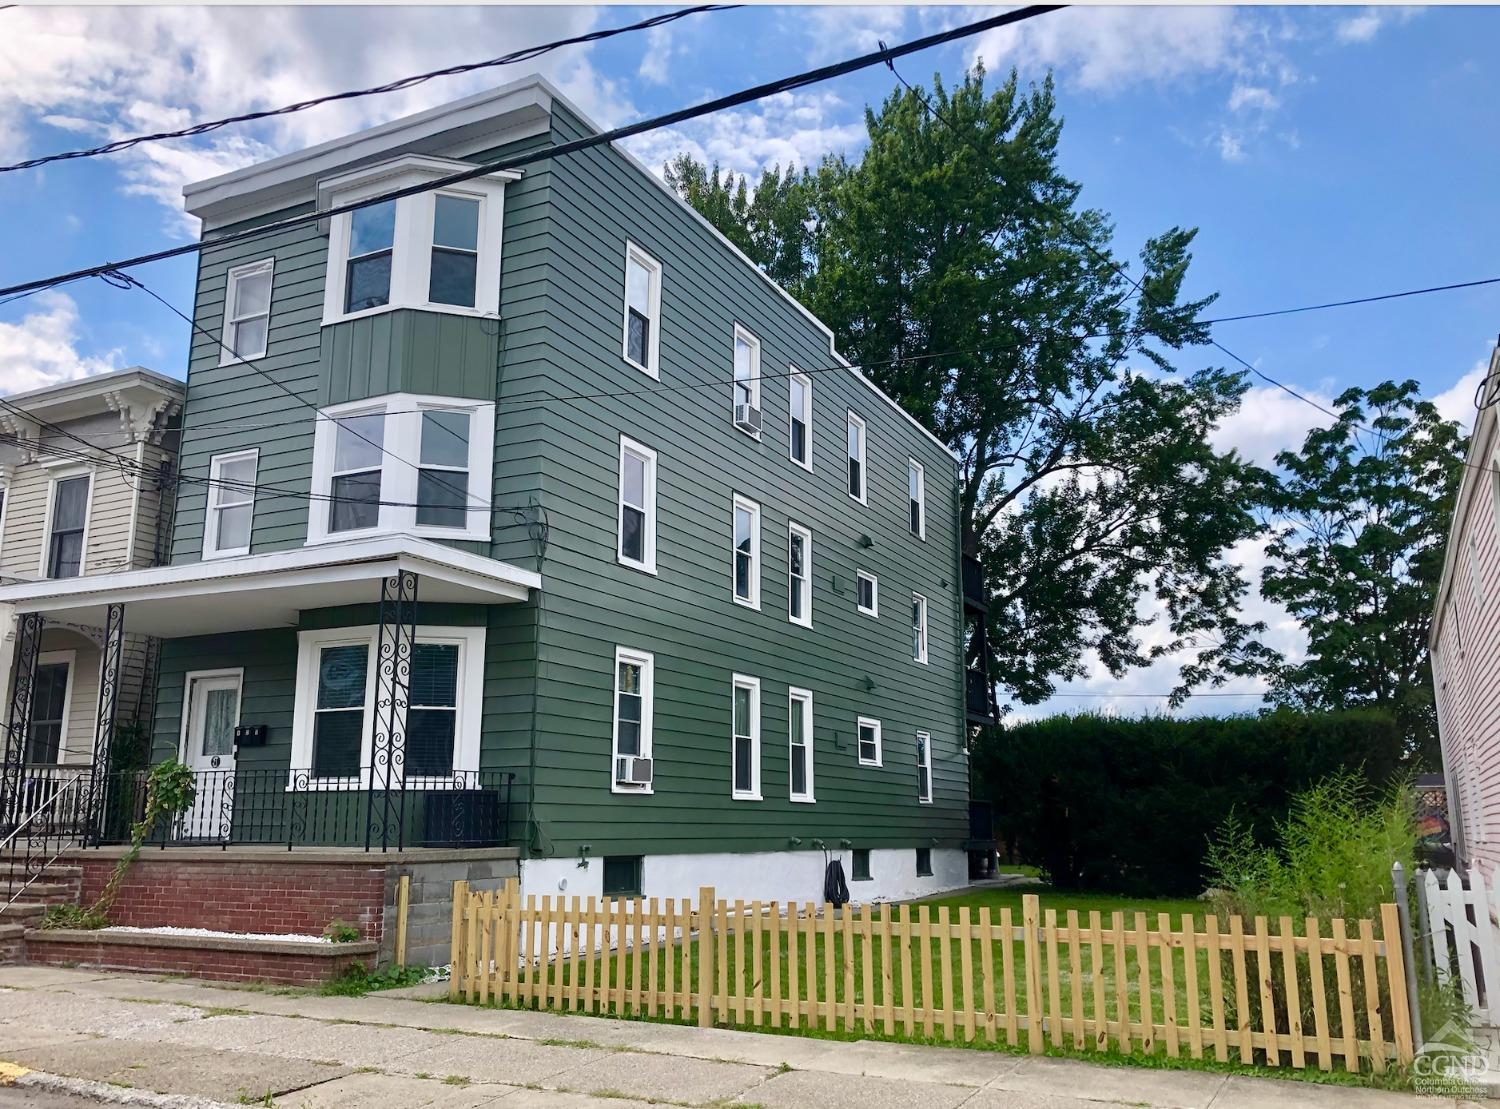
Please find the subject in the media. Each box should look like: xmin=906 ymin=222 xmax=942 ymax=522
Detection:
xmin=3 ymin=763 xmax=516 ymax=857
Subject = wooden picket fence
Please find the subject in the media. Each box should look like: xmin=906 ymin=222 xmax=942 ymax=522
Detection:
xmin=449 ymin=879 xmax=1415 ymax=1073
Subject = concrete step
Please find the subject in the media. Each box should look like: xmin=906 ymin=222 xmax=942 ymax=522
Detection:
xmin=0 ymin=881 xmax=77 ymax=899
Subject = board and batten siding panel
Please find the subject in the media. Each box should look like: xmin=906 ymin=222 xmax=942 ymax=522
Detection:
xmin=1433 ymin=392 xmax=1500 ymax=875
xmin=517 ymin=105 xmax=965 ymax=859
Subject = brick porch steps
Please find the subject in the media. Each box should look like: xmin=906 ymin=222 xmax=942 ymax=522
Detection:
xmin=0 ymin=865 xmax=84 ymax=964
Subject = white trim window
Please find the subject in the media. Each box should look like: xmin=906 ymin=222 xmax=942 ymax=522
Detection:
xmin=787 ymin=521 xmax=812 ymax=627
xmin=43 ymin=470 xmax=91 ymax=580
xmin=732 ymin=326 xmax=762 ymax=435
xmin=221 ymin=259 xmax=274 ymax=363
xmin=908 ymin=459 xmax=925 ymax=539
xmin=856 ymin=570 xmax=878 ymax=617
xmin=857 ymin=716 xmax=882 ymax=767
xmin=847 ymin=412 xmax=867 ymax=503
xmin=732 ymin=494 xmax=761 ymax=608
xmin=612 ymin=647 xmax=654 ymax=794
xmin=617 ymin=437 xmax=658 ymax=574
xmin=306 ymin=393 xmax=495 ymax=545
xmin=789 ymin=370 xmax=812 ymax=470
xmin=789 ymin=687 xmax=814 ymax=803
xmin=916 ymin=730 xmax=933 ymax=803
xmin=290 ymin=624 xmax=485 ymax=786
xmin=912 ymin=592 xmax=929 ymax=663
xmin=622 ymin=243 xmax=663 ymax=378
xmin=26 ymin=652 xmax=75 ymax=764
xmin=204 ymin=449 xmax=258 ymax=559
xmin=731 ymin=674 xmax=761 ymax=800
xmin=320 ymin=155 xmax=515 ymax=326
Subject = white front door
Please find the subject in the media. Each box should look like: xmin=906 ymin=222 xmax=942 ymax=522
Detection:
xmin=179 ymin=672 xmax=241 ymax=841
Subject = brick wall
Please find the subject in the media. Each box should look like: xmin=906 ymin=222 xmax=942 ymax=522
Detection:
xmin=26 ymin=937 xmax=373 ymax=986
xmin=75 ymin=857 xmax=388 ymax=942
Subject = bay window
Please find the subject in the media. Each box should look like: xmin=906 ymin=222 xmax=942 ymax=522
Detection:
xmin=307 ymin=393 xmax=494 ymax=544
xmin=320 ymin=154 xmax=514 ymax=325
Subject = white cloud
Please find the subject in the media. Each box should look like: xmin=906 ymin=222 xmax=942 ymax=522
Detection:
xmin=1431 ymin=358 xmax=1487 ymax=430
xmin=1228 ymin=84 xmax=1279 ymax=113
xmin=968 ymin=6 xmax=1248 ymax=93
xmin=624 ymin=89 xmax=864 ymax=182
xmin=638 ymin=25 xmax=675 ymax=86
xmin=0 ymin=6 xmax=618 ymax=224
xmin=1212 ymin=382 xmax=1337 ymax=468
xmin=1336 ymin=6 xmax=1422 ymax=44
xmin=0 ymin=292 xmax=125 ymax=395
xmin=801 ymin=6 xmax=910 ymax=64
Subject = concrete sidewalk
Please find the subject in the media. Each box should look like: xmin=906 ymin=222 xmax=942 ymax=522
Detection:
xmin=0 ymin=967 xmax=1463 ymax=1108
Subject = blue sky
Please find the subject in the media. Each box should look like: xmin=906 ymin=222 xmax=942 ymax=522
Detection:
xmin=0 ymin=5 xmax=1492 ymax=713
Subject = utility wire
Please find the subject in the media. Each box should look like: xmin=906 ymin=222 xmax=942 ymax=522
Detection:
xmin=0 ymin=5 xmax=1064 ymax=302
xmin=104 ymin=269 xmax=490 ymax=514
xmin=0 ymin=6 xmax=737 ymax=175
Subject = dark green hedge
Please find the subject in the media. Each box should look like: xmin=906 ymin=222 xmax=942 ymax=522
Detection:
xmin=972 ymin=709 xmax=1406 ymax=897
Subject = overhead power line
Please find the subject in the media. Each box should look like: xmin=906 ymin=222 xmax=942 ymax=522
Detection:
xmin=0 ymin=6 xmax=737 ymax=175
xmin=1200 ymin=275 xmax=1500 ymax=326
xmin=0 ymin=5 xmax=1064 ymax=302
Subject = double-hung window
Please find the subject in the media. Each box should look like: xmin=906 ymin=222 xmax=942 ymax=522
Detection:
xmin=416 ymin=409 xmax=471 ymax=528
xmin=293 ymin=625 xmax=484 ymax=786
xmin=912 ymin=593 xmax=929 ymax=663
xmin=428 ymin=194 xmax=480 ymax=308
xmin=789 ymin=688 xmax=814 ymax=802
xmin=789 ymin=371 xmax=812 ymax=469
xmin=847 ymin=412 xmax=867 ymax=502
xmin=321 ymin=155 xmax=515 ymax=324
xmin=345 ymin=200 xmax=397 ymax=314
xmin=308 ymin=393 xmax=494 ymax=544
xmin=221 ymin=259 xmax=273 ymax=363
xmin=328 ymin=412 xmax=386 ymax=534
xmin=622 ymin=243 xmax=662 ymax=377
xmin=787 ymin=522 xmax=811 ymax=627
xmin=732 ymin=675 xmax=761 ymax=800
xmin=733 ymin=326 xmax=761 ymax=433
xmin=916 ymin=730 xmax=933 ymax=803
xmin=732 ymin=494 xmax=761 ymax=608
xmin=857 ymin=716 xmax=882 ymax=767
xmin=205 ymin=450 xmax=258 ymax=558
xmin=45 ymin=473 xmax=90 ymax=579
xmin=857 ymin=570 xmax=878 ymax=617
xmin=612 ymin=647 xmax=654 ymax=793
xmin=617 ymin=437 xmax=657 ymax=573
xmin=908 ymin=460 xmax=925 ymax=538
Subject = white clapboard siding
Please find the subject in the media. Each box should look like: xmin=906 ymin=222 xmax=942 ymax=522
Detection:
xmin=1432 ymin=351 xmax=1500 ymax=874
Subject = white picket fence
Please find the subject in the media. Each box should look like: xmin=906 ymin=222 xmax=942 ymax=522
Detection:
xmin=1419 ymin=867 xmax=1500 ymax=1025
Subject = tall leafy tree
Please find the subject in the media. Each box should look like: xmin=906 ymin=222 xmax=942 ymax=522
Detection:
xmin=668 ymin=67 xmax=1271 ymax=703
xmin=1260 ymin=380 xmax=1467 ymax=766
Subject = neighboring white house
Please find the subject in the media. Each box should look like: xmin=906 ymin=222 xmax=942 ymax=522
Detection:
xmin=1432 ymin=341 xmax=1500 ymax=874
xmin=0 ymin=368 xmax=182 ymax=771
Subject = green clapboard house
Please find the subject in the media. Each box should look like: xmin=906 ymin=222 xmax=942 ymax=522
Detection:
xmin=0 ymin=77 xmax=993 ymax=906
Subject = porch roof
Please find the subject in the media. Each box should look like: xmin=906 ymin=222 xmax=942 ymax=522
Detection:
xmin=0 ymin=536 xmax=541 ymax=637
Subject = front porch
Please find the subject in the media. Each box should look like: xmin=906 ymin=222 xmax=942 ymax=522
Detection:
xmin=0 ymin=536 xmax=540 ymax=858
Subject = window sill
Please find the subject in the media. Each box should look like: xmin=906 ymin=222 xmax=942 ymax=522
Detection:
xmin=618 ymin=556 xmax=658 ymax=576
xmin=611 ymin=783 xmax=654 ymax=796
xmin=731 ymin=792 xmax=762 ymax=802
xmin=851 ymin=875 xmax=873 ymax=883
xmin=733 ymin=425 xmax=762 ymax=442
xmin=732 ymin=595 xmax=760 ymax=612
xmin=858 ymin=759 xmax=882 ymax=769
xmin=202 ymin=546 xmax=251 ymax=562
xmin=218 ymin=351 xmax=268 ymax=368
xmin=914 ymin=657 xmax=929 ymax=666
xmin=791 ymin=457 xmax=813 ymax=473
xmin=788 ymin=617 xmax=812 ymax=630
xmin=858 ymin=608 xmax=878 ymax=619
xmin=305 ymin=524 xmax=489 ymax=548
xmin=848 ymin=492 xmax=868 ymax=506
xmin=322 ymin=301 xmax=500 ymax=328
xmin=790 ymin=795 xmax=816 ymax=805
xmin=622 ymin=355 xmax=659 ymax=381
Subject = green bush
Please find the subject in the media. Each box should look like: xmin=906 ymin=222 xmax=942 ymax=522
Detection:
xmin=972 ymin=708 xmax=1406 ymax=896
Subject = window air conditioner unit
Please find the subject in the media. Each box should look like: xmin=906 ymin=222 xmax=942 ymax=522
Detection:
xmin=615 ymin=755 xmax=653 ymax=786
xmin=734 ymin=403 xmax=762 ymax=434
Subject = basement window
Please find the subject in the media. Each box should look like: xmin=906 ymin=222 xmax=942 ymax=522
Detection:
xmin=851 ymin=848 xmax=871 ymax=882
xmin=916 ymin=847 xmax=933 ymax=877
xmin=603 ymin=856 xmax=644 ymax=897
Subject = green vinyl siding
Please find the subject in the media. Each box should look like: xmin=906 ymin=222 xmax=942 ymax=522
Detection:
xmin=156 ymin=89 xmax=965 ymax=860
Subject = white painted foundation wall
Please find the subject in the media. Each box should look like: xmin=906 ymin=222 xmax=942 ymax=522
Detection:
xmin=520 ymin=846 xmax=969 ymax=907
